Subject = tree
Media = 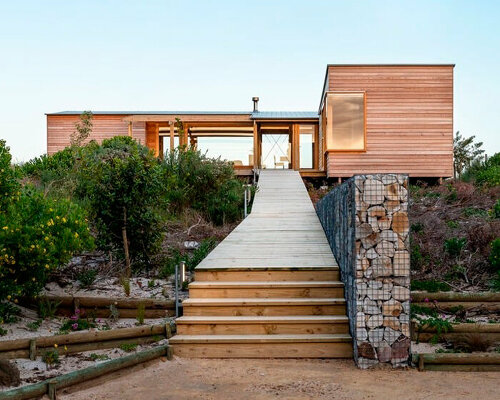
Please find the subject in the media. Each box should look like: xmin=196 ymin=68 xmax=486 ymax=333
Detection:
xmin=453 ymin=131 xmax=484 ymax=179
xmin=75 ymin=136 xmax=165 ymax=274
xmin=70 ymin=111 xmax=93 ymax=146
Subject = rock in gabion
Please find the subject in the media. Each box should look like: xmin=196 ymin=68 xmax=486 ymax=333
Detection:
xmin=354 ymin=174 xmax=410 ymax=368
xmin=316 ymin=173 xmax=410 ymax=369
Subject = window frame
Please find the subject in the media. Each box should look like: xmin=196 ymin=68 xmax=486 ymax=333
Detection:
xmin=324 ymin=91 xmax=367 ymax=153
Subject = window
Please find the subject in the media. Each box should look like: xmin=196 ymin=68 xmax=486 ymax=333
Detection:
xmin=326 ymin=92 xmax=365 ymax=151
xmin=299 ymin=125 xmax=314 ymax=169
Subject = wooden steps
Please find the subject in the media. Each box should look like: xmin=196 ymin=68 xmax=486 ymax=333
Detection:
xmin=182 ymin=297 xmax=346 ymax=316
xmin=195 ymin=266 xmax=340 ymax=282
xmin=170 ymin=171 xmax=352 ymax=359
xmin=176 ymin=315 xmax=349 ymax=335
xmin=170 ymin=334 xmax=353 ymax=358
xmin=188 ymin=281 xmax=344 ymax=298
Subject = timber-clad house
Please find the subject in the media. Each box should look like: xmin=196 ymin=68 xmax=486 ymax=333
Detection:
xmin=46 ymin=64 xmax=454 ymax=179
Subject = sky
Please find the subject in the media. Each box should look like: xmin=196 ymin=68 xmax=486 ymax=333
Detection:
xmin=0 ymin=0 xmax=498 ymax=162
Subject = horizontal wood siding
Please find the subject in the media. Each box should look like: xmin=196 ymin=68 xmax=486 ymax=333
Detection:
xmin=326 ymin=65 xmax=454 ymax=177
xmin=46 ymin=115 xmax=145 ymax=154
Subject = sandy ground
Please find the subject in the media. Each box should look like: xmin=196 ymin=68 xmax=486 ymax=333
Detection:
xmin=59 ymin=357 xmax=500 ymax=400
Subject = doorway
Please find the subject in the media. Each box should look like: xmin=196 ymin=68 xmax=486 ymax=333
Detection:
xmin=260 ymin=133 xmax=291 ymax=169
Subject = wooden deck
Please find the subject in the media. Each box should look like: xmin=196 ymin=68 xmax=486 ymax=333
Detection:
xmin=196 ymin=170 xmax=339 ymax=269
xmin=171 ymin=170 xmax=351 ymax=358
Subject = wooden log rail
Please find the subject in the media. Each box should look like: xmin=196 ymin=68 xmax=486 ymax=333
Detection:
xmin=0 ymin=344 xmax=173 ymax=400
xmin=411 ymin=322 xmax=500 ymax=342
xmin=22 ymin=295 xmax=175 ymax=318
xmin=413 ymin=352 xmax=500 ymax=371
xmin=0 ymin=323 xmax=172 ymax=360
xmin=411 ymin=291 xmax=500 ymax=312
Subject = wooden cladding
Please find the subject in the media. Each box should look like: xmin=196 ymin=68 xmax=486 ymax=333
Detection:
xmin=46 ymin=115 xmax=146 ymax=155
xmin=324 ymin=65 xmax=454 ymax=177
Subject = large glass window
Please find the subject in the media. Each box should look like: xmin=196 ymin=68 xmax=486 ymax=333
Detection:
xmin=299 ymin=125 xmax=314 ymax=169
xmin=326 ymin=92 xmax=365 ymax=151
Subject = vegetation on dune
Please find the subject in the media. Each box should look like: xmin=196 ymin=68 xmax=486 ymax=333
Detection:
xmin=411 ymin=133 xmax=499 ymax=291
xmin=0 ymin=140 xmax=93 ymax=313
xmin=1 ymin=113 xmax=248 ymax=322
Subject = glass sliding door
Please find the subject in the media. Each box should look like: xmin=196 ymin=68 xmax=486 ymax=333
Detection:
xmin=299 ymin=125 xmax=314 ymax=169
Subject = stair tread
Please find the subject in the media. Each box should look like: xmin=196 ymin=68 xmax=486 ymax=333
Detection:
xmin=176 ymin=315 xmax=348 ymax=323
xmin=195 ymin=265 xmax=339 ymax=271
xmin=170 ymin=334 xmax=352 ymax=343
xmin=189 ymin=281 xmax=344 ymax=288
xmin=183 ymin=298 xmax=346 ymax=305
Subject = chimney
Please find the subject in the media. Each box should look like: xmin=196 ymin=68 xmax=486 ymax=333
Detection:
xmin=252 ymin=97 xmax=259 ymax=112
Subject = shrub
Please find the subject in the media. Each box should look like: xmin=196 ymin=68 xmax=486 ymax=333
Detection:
xmin=0 ymin=302 xmax=20 ymax=324
xmin=464 ymin=152 xmax=500 ymax=187
xmin=490 ymin=238 xmax=500 ymax=270
xmin=444 ymin=237 xmax=467 ymax=257
xmin=37 ymin=297 xmax=61 ymax=319
xmin=75 ymin=137 xmax=165 ymax=272
xmin=0 ymin=140 xmax=19 ymax=212
xmin=59 ymin=310 xmax=96 ymax=333
xmin=26 ymin=319 xmax=42 ymax=332
xmin=161 ymin=148 xmax=244 ymax=225
xmin=493 ymin=199 xmax=500 ymax=219
xmin=411 ymin=280 xmax=450 ymax=292
xmin=119 ymin=343 xmax=137 ymax=352
xmin=0 ymin=186 xmax=93 ymax=303
xmin=19 ymin=146 xmax=80 ymax=192
xmin=77 ymin=269 xmax=98 ymax=288
xmin=42 ymin=350 xmax=60 ymax=367
xmin=160 ymin=237 xmax=218 ymax=277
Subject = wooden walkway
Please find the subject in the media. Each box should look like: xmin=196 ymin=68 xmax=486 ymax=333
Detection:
xmin=171 ymin=170 xmax=351 ymax=358
xmin=196 ymin=170 xmax=339 ymax=269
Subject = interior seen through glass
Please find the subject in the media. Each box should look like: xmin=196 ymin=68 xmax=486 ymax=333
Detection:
xmin=261 ymin=134 xmax=290 ymax=169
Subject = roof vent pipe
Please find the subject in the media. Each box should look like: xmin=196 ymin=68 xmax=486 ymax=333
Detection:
xmin=252 ymin=97 xmax=259 ymax=112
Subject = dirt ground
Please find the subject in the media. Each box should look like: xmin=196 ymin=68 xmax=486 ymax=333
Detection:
xmin=59 ymin=357 xmax=500 ymax=400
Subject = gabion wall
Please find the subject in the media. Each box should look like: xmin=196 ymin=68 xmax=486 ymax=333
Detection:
xmin=316 ymin=174 xmax=410 ymax=368
xmin=315 ymin=179 xmax=357 ymax=360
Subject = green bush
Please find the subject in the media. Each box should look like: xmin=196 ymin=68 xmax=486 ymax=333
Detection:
xmin=0 ymin=140 xmax=20 ymax=212
xmin=77 ymin=269 xmax=98 ymax=288
xmin=0 ymin=186 xmax=93 ymax=302
xmin=490 ymin=238 xmax=500 ymax=270
xmin=492 ymin=199 xmax=500 ymax=219
xmin=444 ymin=237 xmax=467 ymax=257
xmin=464 ymin=152 xmax=500 ymax=187
xmin=75 ymin=137 xmax=165 ymax=271
xmin=20 ymin=146 xmax=78 ymax=182
xmin=161 ymin=237 xmax=218 ymax=277
xmin=411 ymin=280 xmax=451 ymax=292
xmin=161 ymin=149 xmax=244 ymax=225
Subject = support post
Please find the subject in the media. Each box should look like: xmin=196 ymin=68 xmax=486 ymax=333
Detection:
xmin=253 ymin=121 xmax=259 ymax=169
xmin=47 ymin=380 xmax=57 ymax=400
xmin=128 ymin=122 xmax=133 ymax=137
xmin=169 ymin=121 xmax=175 ymax=151
xmin=244 ymin=186 xmax=248 ymax=218
xmin=174 ymin=264 xmax=179 ymax=318
xmin=29 ymin=339 xmax=37 ymax=361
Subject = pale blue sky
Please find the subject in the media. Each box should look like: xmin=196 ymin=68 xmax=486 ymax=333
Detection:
xmin=0 ymin=0 xmax=498 ymax=161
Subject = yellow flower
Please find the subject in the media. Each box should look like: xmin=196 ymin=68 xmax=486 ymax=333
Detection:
xmin=14 ymin=299 xmax=18 ymax=304
xmin=62 ymin=217 xmax=67 ymax=223
xmin=44 ymin=237 xmax=49 ymax=241
xmin=54 ymin=344 xmax=58 ymax=348
xmin=64 ymin=345 xmax=68 ymax=351
xmin=45 ymin=264 xmax=50 ymax=269
xmin=32 ymin=277 xmax=36 ymax=281
xmin=2 ymin=226 xmax=7 ymax=230
xmin=74 ymin=232 xmax=79 ymax=238
xmin=6 ymin=295 xmax=11 ymax=300
xmin=49 ymin=208 xmax=53 ymax=212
